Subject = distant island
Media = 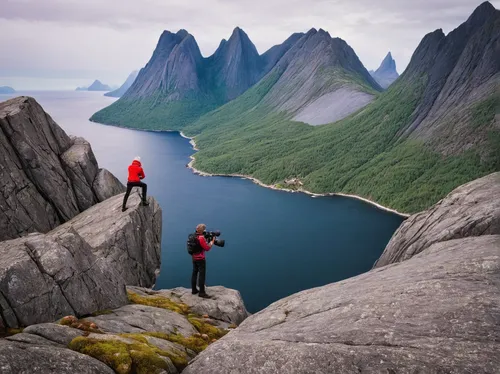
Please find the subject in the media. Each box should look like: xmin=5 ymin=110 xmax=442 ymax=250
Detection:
xmin=75 ymin=80 xmax=111 ymax=92
xmin=0 ymin=86 xmax=16 ymax=94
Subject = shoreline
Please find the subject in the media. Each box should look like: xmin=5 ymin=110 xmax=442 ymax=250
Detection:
xmin=89 ymin=118 xmax=410 ymax=218
xmin=180 ymin=131 xmax=410 ymax=218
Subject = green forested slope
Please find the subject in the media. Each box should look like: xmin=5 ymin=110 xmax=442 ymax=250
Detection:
xmin=181 ymin=74 xmax=499 ymax=213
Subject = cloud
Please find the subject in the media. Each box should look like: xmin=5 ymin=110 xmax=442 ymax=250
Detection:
xmin=0 ymin=0 xmax=498 ymax=89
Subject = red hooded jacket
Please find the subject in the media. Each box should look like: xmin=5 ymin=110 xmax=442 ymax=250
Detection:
xmin=128 ymin=160 xmax=145 ymax=182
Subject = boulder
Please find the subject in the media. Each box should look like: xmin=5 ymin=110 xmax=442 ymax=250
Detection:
xmin=0 ymin=339 xmax=115 ymax=374
xmin=0 ymin=96 xmax=125 ymax=241
xmin=375 ymin=172 xmax=500 ymax=267
xmin=93 ymin=169 xmax=126 ymax=202
xmin=63 ymin=192 xmax=162 ymax=287
xmin=87 ymin=304 xmax=197 ymax=337
xmin=128 ymin=286 xmax=249 ymax=324
xmin=183 ymin=235 xmax=500 ymax=374
xmin=60 ymin=136 xmax=99 ymax=211
xmin=0 ymin=285 xmax=246 ymax=374
xmin=0 ymin=227 xmax=128 ymax=328
xmin=0 ymin=193 xmax=161 ymax=329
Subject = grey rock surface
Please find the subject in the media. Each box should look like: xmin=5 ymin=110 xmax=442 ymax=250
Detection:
xmin=184 ymin=235 xmax=500 ymax=374
xmin=0 ymin=191 xmax=161 ymax=329
xmin=0 ymin=339 xmax=115 ymax=374
xmin=5 ymin=332 xmax=62 ymax=347
xmin=398 ymin=2 xmax=500 ymax=156
xmin=92 ymin=168 xmax=126 ymax=202
xmin=0 ymin=226 xmax=128 ymax=328
xmin=375 ymin=172 xmax=500 ymax=267
xmin=87 ymin=304 xmax=196 ymax=337
xmin=65 ymin=192 xmax=162 ymax=287
xmin=128 ymin=286 xmax=249 ymax=325
xmin=22 ymin=323 xmax=85 ymax=346
xmin=293 ymin=87 xmax=374 ymax=125
xmin=0 ymin=96 xmax=125 ymax=241
xmin=261 ymin=28 xmax=381 ymax=117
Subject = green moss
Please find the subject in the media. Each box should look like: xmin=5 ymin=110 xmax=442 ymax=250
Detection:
xmin=188 ymin=317 xmax=229 ymax=340
xmin=69 ymin=337 xmax=133 ymax=374
xmin=69 ymin=335 xmax=189 ymax=373
xmin=160 ymin=332 xmax=208 ymax=353
xmin=127 ymin=291 xmax=190 ymax=315
xmin=119 ymin=333 xmax=149 ymax=344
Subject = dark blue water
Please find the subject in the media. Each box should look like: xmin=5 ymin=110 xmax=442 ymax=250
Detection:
xmin=0 ymin=91 xmax=404 ymax=312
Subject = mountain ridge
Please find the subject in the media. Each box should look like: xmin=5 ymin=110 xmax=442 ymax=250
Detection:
xmin=91 ymin=26 xmax=379 ymax=128
xmin=180 ymin=1 xmax=499 ymax=213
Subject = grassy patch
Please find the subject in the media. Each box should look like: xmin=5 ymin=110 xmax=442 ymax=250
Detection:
xmin=69 ymin=336 xmax=189 ymax=373
xmin=127 ymin=291 xmax=190 ymax=315
xmin=188 ymin=317 xmax=229 ymax=340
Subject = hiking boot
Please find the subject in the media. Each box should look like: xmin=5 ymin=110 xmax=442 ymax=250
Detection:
xmin=141 ymin=200 xmax=150 ymax=206
xmin=198 ymin=293 xmax=211 ymax=299
xmin=122 ymin=207 xmax=128 ymax=212
xmin=192 ymin=289 xmax=199 ymax=295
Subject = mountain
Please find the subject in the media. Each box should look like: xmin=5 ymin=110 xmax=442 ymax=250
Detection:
xmin=87 ymin=80 xmax=111 ymax=91
xmin=181 ymin=2 xmax=499 ymax=214
xmin=90 ymin=27 xmax=374 ymax=129
xmin=261 ymin=28 xmax=381 ymax=125
xmin=0 ymin=86 xmax=15 ymax=94
xmin=104 ymin=71 xmax=138 ymax=97
xmin=370 ymin=52 xmax=399 ymax=88
xmin=207 ymin=27 xmax=265 ymax=101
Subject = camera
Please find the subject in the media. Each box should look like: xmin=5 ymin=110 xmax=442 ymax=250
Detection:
xmin=203 ymin=230 xmax=225 ymax=247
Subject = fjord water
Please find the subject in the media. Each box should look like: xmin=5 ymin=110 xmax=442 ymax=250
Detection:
xmin=0 ymin=91 xmax=404 ymax=312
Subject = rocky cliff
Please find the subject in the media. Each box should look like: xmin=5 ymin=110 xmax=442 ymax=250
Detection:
xmin=370 ymin=52 xmax=399 ymax=88
xmin=0 ymin=286 xmax=248 ymax=374
xmin=0 ymin=96 xmax=125 ymax=241
xmin=375 ymin=172 xmax=500 ymax=267
xmin=0 ymin=96 xmax=162 ymax=331
xmin=398 ymin=1 xmax=500 ymax=156
xmin=183 ymin=173 xmax=500 ymax=373
xmin=0 ymin=190 xmax=161 ymax=331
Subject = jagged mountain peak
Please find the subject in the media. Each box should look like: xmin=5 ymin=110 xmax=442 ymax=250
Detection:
xmin=176 ymin=29 xmax=189 ymax=38
xmin=377 ymin=52 xmax=397 ymax=73
xmin=467 ymin=1 xmax=496 ymax=24
xmin=370 ymin=51 xmax=399 ymax=89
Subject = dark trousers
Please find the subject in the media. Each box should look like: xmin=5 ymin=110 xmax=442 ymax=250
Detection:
xmin=192 ymin=260 xmax=206 ymax=293
xmin=122 ymin=181 xmax=147 ymax=208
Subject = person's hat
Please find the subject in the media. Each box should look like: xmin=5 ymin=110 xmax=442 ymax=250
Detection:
xmin=133 ymin=156 xmax=141 ymax=162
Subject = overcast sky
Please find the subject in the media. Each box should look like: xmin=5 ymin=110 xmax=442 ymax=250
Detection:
xmin=0 ymin=0 xmax=497 ymax=90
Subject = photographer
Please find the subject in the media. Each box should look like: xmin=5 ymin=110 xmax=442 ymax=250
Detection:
xmin=191 ymin=223 xmax=215 ymax=299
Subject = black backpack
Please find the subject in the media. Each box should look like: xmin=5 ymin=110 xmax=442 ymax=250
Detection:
xmin=187 ymin=233 xmax=203 ymax=255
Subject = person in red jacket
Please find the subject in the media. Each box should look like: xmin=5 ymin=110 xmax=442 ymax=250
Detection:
xmin=192 ymin=223 xmax=215 ymax=298
xmin=122 ymin=156 xmax=149 ymax=212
